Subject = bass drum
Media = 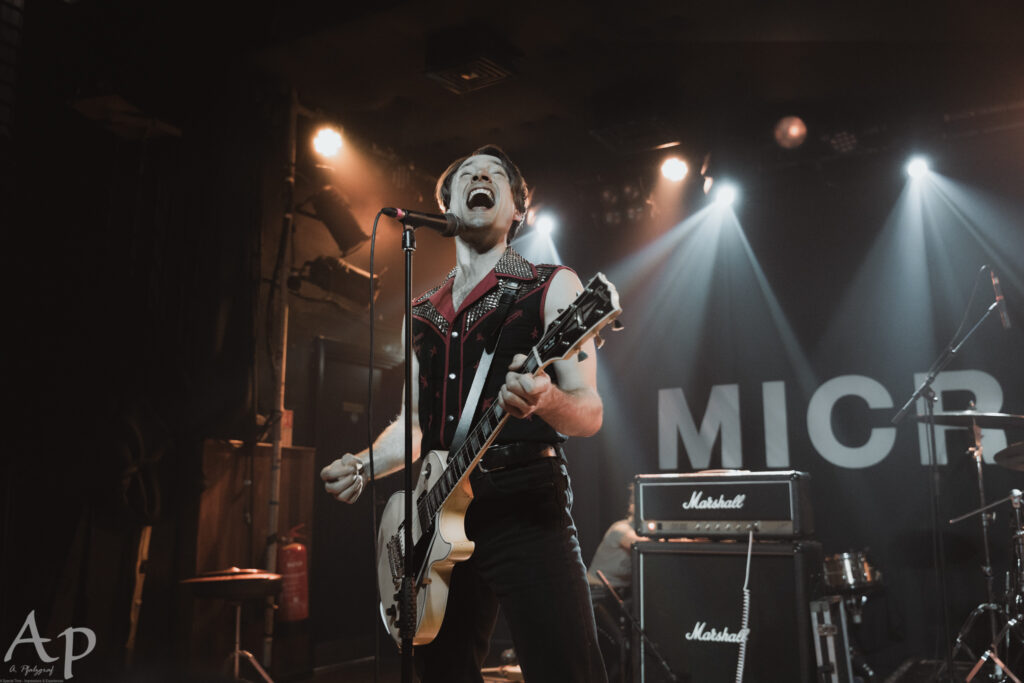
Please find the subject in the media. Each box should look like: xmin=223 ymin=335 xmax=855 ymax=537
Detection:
xmin=823 ymin=550 xmax=883 ymax=594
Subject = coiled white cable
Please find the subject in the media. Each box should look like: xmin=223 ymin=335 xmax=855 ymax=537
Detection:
xmin=735 ymin=530 xmax=754 ymax=683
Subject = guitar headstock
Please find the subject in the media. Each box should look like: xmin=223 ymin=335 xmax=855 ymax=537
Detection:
xmin=534 ymin=272 xmax=623 ymax=366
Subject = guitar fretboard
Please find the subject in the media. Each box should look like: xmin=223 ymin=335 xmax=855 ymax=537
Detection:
xmin=416 ymin=352 xmax=542 ymax=532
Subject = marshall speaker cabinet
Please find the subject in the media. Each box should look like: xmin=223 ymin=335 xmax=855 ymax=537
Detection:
xmin=632 ymin=540 xmax=822 ymax=683
xmin=634 ymin=470 xmax=813 ymax=538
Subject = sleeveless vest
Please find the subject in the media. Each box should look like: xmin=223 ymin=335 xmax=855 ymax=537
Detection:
xmin=411 ymin=248 xmax=569 ymax=453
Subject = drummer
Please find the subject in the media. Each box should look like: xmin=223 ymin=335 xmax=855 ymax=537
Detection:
xmin=586 ymin=484 xmax=645 ymax=602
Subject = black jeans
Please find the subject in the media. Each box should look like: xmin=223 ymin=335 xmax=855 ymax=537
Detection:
xmin=415 ymin=456 xmax=608 ymax=683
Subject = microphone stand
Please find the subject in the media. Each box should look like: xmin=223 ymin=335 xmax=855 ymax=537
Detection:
xmin=388 ymin=212 xmax=457 ymax=682
xmin=892 ymin=301 xmax=1000 ymax=682
xmin=400 ymin=224 xmax=416 ymax=682
xmin=596 ymin=570 xmax=682 ymax=682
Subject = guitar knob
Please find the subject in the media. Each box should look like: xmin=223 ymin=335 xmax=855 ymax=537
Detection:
xmin=385 ymin=605 xmax=398 ymax=623
xmin=423 ymin=462 xmax=432 ymax=478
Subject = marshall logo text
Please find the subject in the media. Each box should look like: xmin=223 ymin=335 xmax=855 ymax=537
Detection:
xmin=680 ymin=491 xmax=746 ymax=511
xmin=685 ymin=621 xmax=750 ymax=644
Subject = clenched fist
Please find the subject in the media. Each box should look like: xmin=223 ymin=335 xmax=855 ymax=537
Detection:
xmin=321 ymin=453 xmax=367 ymax=504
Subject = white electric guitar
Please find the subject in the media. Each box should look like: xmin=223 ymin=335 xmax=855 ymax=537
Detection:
xmin=375 ymin=272 xmax=623 ymax=648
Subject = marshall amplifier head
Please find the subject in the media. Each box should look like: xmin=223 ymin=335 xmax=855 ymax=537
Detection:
xmin=634 ymin=470 xmax=813 ymax=538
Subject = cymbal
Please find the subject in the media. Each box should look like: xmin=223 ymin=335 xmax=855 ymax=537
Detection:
xmin=909 ymin=411 xmax=1024 ymax=429
xmin=180 ymin=567 xmax=281 ymax=601
xmin=994 ymin=442 xmax=1024 ymax=471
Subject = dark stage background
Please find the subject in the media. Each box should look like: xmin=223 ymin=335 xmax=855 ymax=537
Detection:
xmin=4 ymin=2 xmax=1024 ymax=682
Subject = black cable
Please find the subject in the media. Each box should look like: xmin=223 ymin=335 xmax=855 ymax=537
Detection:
xmin=920 ymin=264 xmax=989 ymax=673
xmin=266 ymin=206 xmax=293 ymax=400
xmin=926 ymin=265 xmax=989 ymax=377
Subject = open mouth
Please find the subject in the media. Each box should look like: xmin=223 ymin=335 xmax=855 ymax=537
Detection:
xmin=467 ymin=187 xmax=495 ymax=210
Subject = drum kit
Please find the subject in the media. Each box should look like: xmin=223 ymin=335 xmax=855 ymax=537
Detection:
xmin=822 ymin=410 xmax=1024 ymax=683
xmin=933 ymin=410 xmax=1024 ymax=682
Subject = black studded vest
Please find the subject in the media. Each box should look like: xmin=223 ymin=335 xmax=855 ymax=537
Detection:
xmin=411 ymin=248 xmax=569 ymax=453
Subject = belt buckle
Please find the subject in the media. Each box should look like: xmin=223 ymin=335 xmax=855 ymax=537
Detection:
xmin=476 ymin=448 xmax=506 ymax=474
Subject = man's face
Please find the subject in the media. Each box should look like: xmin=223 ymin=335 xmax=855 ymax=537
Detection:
xmin=449 ymin=154 xmax=522 ymax=240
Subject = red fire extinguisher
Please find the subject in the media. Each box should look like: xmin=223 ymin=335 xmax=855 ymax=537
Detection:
xmin=277 ymin=524 xmax=309 ymax=622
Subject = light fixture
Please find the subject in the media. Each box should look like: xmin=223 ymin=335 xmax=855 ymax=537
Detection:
xmin=535 ymin=213 xmax=556 ymax=236
xmin=660 ymin=157 xmax=689 ymax=182
xmin=312 ymin=126 xmax=343 ymax=158
xmin=715 ymin=184 xmax=737 ymax=206
xmin=906 ymin=156 xmax=930 ymax=179
xmin=292 ymin=256 xmax=380 ymax=310
xmin=774 ymin=116 xmax=807 ymax=149
xmin=827 ymin=130 xmax=858 ymax=154
xmin=299 ymin=186 xmax=368 ymax=255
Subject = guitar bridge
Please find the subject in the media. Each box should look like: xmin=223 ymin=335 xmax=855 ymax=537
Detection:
xmin=386 ymin=525 xmax=406 ymax=583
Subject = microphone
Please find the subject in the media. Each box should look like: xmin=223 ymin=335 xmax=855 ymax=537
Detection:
xmin=382 ymin=207 xmax=462 ymax=237
xmin=991 ymin=269 xmax=1011 ymax=329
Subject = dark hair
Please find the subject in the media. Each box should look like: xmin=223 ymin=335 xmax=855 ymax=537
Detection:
xmin=435 ymin=145 xmax=530 ymax=243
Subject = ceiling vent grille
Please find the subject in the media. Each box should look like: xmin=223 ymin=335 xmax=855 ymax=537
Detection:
xmin=589 ymin=118 xmax=680 ymax=154
xmin=425 ymin=56 xmax=512 ymax=95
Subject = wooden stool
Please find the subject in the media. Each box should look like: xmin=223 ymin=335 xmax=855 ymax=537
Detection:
xmin=182 ymin=567 xmax=282 ymax=682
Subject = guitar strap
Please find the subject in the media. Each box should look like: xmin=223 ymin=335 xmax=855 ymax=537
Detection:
xmin=449 ymin=279 xmax=521 ymax=455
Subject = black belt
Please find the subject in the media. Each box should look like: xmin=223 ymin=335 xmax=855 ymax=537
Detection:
xmin=477 ymin=442 xmax=559 ymax=473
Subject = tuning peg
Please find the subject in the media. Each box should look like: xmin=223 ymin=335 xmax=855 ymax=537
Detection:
xmin=594 ymin=334 xmax=605 ymax=349
xmin=577 ymin=350 xmax=589 ymax=362
xmin=611 ymin=319 xmax=624 ymax=331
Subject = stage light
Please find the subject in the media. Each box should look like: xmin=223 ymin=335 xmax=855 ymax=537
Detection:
xmin=312 ymin=126 xmax=343 ymax=158
xmin=295 ymin=256 xmax=381 ymax=310
xmin=827 ymin=130 xmax=858 ymax=154
xmin=535 ymin=213 xmax=556 ymax=236
xmin=774 ymin=116 xmax=807 ymax=149
xmin=299 ymin=185 xmax=368 ymax=254
xmin=661 ymin=157 xmax=689 ymax=182
xmin=600 ymin=187 xmax=619 ymax=206
xmin=715 ymin=184 xmax=737 ymax=206
xmin=906 ymin=156 xmax=930 ymax=179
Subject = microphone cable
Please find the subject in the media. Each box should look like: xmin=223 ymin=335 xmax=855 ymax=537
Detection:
xmin=734 ymin=529 xmax=754 ymax=683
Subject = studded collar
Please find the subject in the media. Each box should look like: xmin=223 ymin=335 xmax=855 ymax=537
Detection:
xmin=426 ymin=248 xmax=537 ymax=320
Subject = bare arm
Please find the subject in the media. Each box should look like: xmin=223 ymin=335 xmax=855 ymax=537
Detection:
xmin=320 ymin=322 xmax=422 ymax=503
xmin=498 ymin=268 xmax=603 ymax=437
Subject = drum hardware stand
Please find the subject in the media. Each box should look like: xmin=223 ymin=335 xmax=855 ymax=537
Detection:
xmin=895 ymin=382 xmax=957 ymax=681
xmin=892 ymin=276 xmax=1004 ymax=682
xmin=596 ymin=570 xmax=682 ymax=683
xmin=841 ymin=595 xmax=879 ymax=682
xmin=950 ymin=490 xmax=1024 ymax=682
xmin=966 ymin=617 xmax=1022 ymax=683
